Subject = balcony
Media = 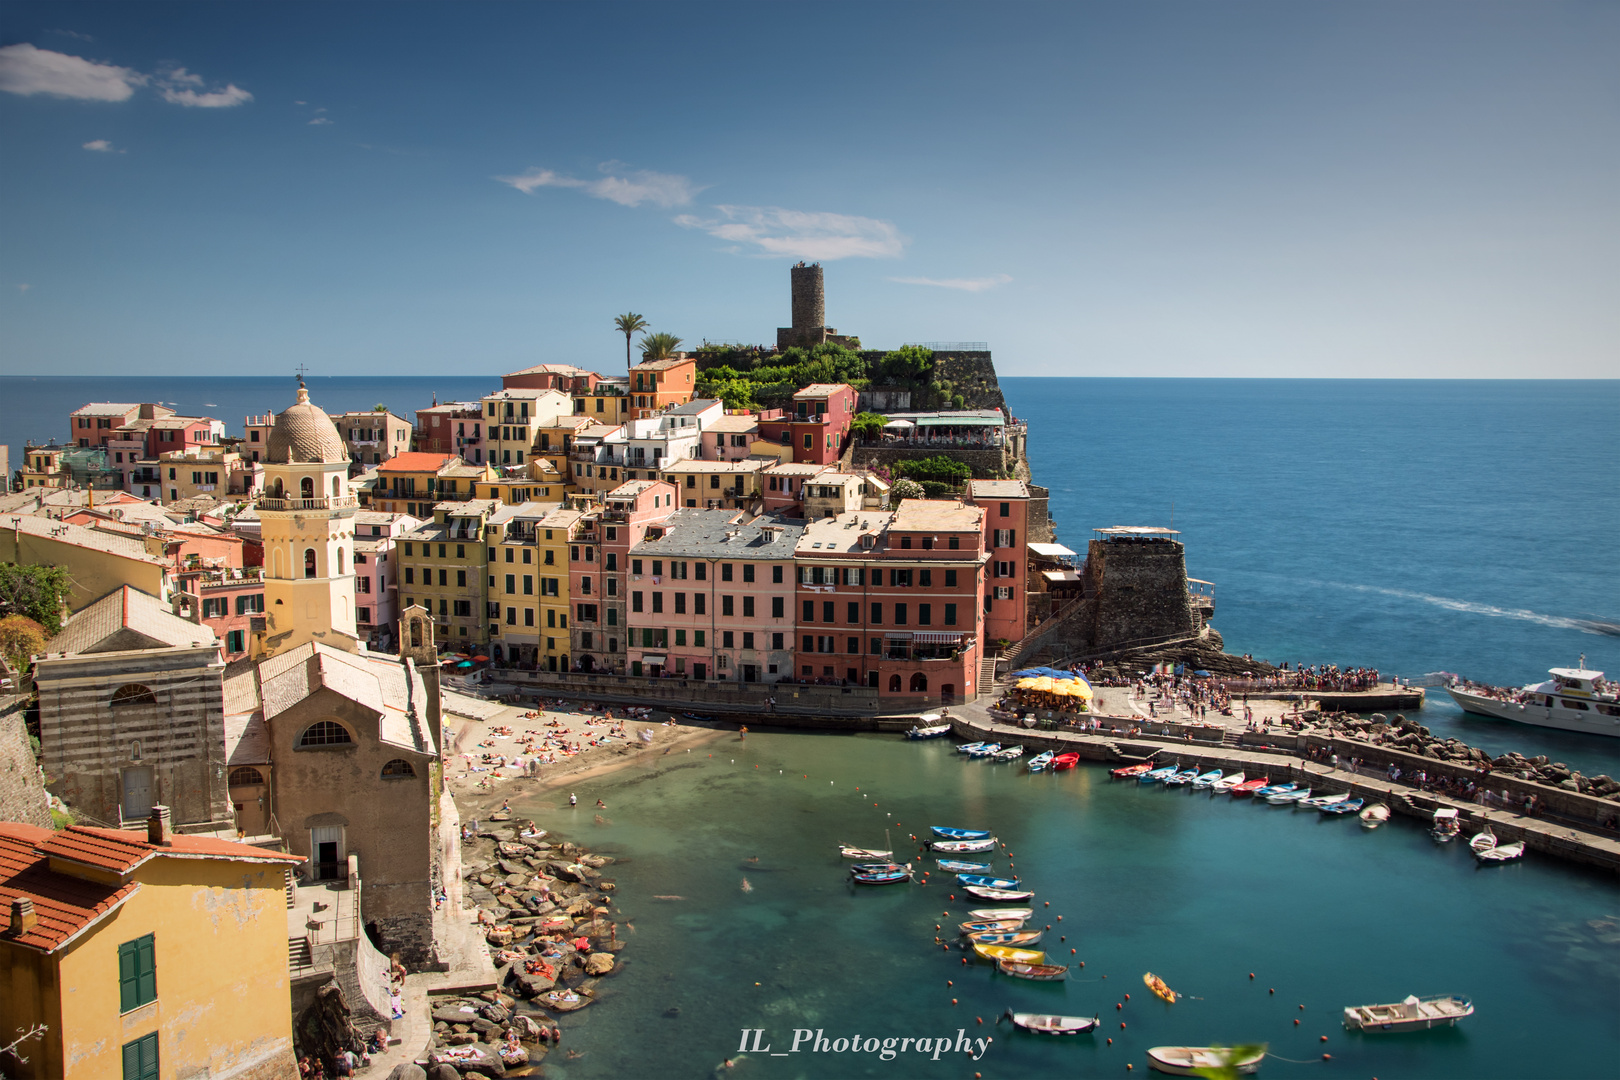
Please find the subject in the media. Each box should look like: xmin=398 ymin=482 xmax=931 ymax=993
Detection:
xmin=258 ymin=495 xmax=359 ymax=515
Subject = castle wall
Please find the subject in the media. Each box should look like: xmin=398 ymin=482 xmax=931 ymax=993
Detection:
xmin=1083 ymin=538 xmax=1196 ymax=649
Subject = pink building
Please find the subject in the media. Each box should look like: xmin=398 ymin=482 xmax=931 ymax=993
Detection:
xmin=177 ymin=568 xmax=265 ymax=659
xmin=628 ymin=510 xmax=804 ymax=682
xmin=700 ymin=414 xmax=760 ymax=461
xmin=761 ymin=462 xmax=831 ymax=516
xmin=70 ymin=402 xmax=171 ymax=448
xmin=788 ymin=383 xmax=857 ymax=465
xmin=353 ymin=510 xmax=421 ymax=648
xmin=583 ymin=480 xmax=676 ymax=674
xmin=968 ymin=479 xmax=1032 ymax=647
xmin=502 ymin=363 xmax=603 ymax=394
xmin=792 ymin=499 xmax=985 ymax=704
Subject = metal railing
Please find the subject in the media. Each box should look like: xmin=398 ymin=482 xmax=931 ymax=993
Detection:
xmin=259 ymin=495 xmax=358 ymax=512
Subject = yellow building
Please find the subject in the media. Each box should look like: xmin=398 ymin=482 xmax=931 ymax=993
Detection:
xmin=473 ymin=460 xmax=566 ymax=507
xmin=536 ymin=506 xmax=580 ymax=671
xmin=658 ymin=458 xmax=767 ymax=510
xmin=0 ymin=515 xmax=170 ymax=612
xmin=571 ymin=382 xmax=631 ymax=423
xmin=0 ymin=814 xmax=303 ymax=1080
xmin=481 ymin=389 xmax=571 ymax=469
xmin=398 ymin=499 xmax=502 ymax=647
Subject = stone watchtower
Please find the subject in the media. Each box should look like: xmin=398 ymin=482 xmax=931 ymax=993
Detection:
xmin=777 ymin=262 xmax=842 ymax=350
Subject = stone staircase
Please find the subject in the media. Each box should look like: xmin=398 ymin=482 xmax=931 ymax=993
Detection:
xmin=288 ymin=935 xmax=312 ymax=972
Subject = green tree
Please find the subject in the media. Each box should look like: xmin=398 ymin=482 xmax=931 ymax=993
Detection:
xmin=890 ymin=478 xmax=924 ymax=500
xmin=0 ymin=615 xmax=47 ymax=674
xmin=1191 ymin=1045 xmax=1270 ymax=1080
xmin=892 ymin=455 xmax=972 ymax=486
xmin=878 ymin=345 xmax=935 ymax=383
xmin=0 ymin=564 xmax=73 ymax=635
xmin=851 ymin=412 xmax=888 ymax=440
xmin=614 ymin=313 xmax=649 ymax=369
xmin=372 ymin=403 xmax=388 ymax=412
xmin=640 ymin=331 xmax=683 ymax=362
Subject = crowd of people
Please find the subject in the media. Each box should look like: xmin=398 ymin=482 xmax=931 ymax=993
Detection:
xmin=459 ymin=707 xmax=634 ymax=787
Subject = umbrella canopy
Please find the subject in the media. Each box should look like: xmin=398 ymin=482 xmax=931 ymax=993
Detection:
xmin=1030 ymin=676 xmax=1055 ymax=692
xmin=456 ymin=661 xmax=474 ymax=668
xmin=473 ymin=655 xmax=490 ymax=662
xmin=1016 ymin=677 xmax=1040 ymax=690
xmin=883 ymin=419 xmax=916 ymax=429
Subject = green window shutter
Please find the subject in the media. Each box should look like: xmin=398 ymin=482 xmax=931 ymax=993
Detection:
xmin=122 ymin=1031 xmax=158 ymax=1080
xmin=119 ymin=934 xmax=156 ymax=1011
xmin=136 ymin=935 xmax=156 ymax=1005
xmin=118 ymin=939 xmax=138 ymax=1011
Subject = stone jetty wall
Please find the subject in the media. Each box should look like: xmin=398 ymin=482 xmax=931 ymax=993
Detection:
xmin=0 ymin=698 xmax=51 ymax=828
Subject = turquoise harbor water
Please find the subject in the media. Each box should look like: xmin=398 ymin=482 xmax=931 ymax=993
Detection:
xmin=522 ymin=733 xmax=1619 ymax=1080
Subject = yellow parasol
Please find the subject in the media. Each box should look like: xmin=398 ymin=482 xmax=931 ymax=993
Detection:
xmin=1016 ymin=677 xmax=1040 ymax=690
xmin=1030 ymin=676 xmax=1055 ymax=692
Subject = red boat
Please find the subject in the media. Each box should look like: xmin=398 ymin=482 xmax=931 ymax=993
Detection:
xmin=1230 ymin=776 xmax=1270 ymax=797
xmin=1111 ymin=762 xmax=1153 ymax=778
xmin=1052 ymin=752 xmax=1081 ymax=771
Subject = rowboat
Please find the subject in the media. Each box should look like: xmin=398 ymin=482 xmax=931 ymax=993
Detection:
xmin=1300 ymin=791 xmax=1349 ymax=809
xmin=967 ymin=743 xmax=1002 ymax=758
xmin=1359 ymin=803 xmax=1391 ymax=829
xmin=1210 ymin=772 xmax=1246 ymax=791
xmin=970 ymin=907 xmax=1034 ymax=922
xmin=851 ymin=866 xmax=911 ymax=886
xmin=972 ymin=943 xmax=1045 ymax=964
xmin=1146 ymin=1045 xmax=1266 ymax=1076
xmin=960 ymin=919 xmax=1025 ymax=935
xmin=1051 ymin=752 xmax=1080 ymax=770
xmin=1143 ymin=972 xmax=1178 ymax=1003
xmin=1112 ymin=762 xmax=1154 ymax=778
xmin=1230 ymin=777 xmax=1270 ymax=797
xmin=1139 ymin=764 xmax=1180 ymax=783
xmin=1475 ymin=841 xmax=1525 ymax=863
xmin=956 ymin=742 xmax=986 ymax=754
xmin=1254 ymin=781 xmax=1298 ymax=798
xmin=1190 ymin=769 xmax=1223 ymax=789
xmin=848 ymin=862 xmax=907 ymax=874
xmin=907 ymin=724 xmax=952 ymax=740
xmin=957 ymin=874 xmax=1020 ymax=889
xmin=936 ymin=859 xmax=990 ymax=873
xmin=933 ymin=837 xmax=998 ymax=853
xmin=1430 ymin=807 xmax=1461 ymax=842
xmin=839 ymin=846 xmax=893 ymax=860
xmin=998 ymin=959 xmax=1070 ymax=981
xmin=994 ymin=745 xmax=1025 ymax=761
xmin=1268 ymin=787 xmax=1311 ymax=804
xmin=1468 ymin=826 xmax=1496 ymax=854
xmin=1320 ymin=797 xmax=1365 ymax=816
xmin=965 ymin=885 xmax=1035 ymax=901
xmin=1027 ymin=751 xmax=1056 ymax=772
xmin=1162 ymin=767 xmax=1200 ymax=786
xmin=1004 ymin=1010 xmax=1096 ymax=1033
xmin=932 ymin=826 xmax=993 ymax=840
xmin=1343 ymin=994 xmax=1473 ymax=1032
xmin=966 ymin=929 xmax=1043 ymax=947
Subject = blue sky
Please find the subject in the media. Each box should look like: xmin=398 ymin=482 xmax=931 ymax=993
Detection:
xmin=1 ymin=2 xmax=1614 ymax=378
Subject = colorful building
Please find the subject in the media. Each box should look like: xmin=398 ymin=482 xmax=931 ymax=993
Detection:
xmin=413 ymin=402 xmax=485 ymax=462
xmin=70 ymin=402 xmax=172 ymax=449
xmin=352 ymin=510 xmax=420 ymax=650
xmin=588 ymin=480 xmax=677 ymax=673
xmin=328 ymin=409 xmax=414 ymax=466
xmin=502 ymin=362 xmax=602 ymax=394
xmin=571 ymin=378 xmax=631 ymax=423
xmin=967 ymin=479 xmax=1032 ymax=647
xmin=398 ymin=500 xmax=502 ymax=648
xmin=657 ymin=458 xmax=767 ymax=510
xmin=627 ymin=356 xmax=697 ymax=419
xmin=0 ymin=815 xmax=304 ymax=1080
xmin=787 ymin=383 xmax=857 ymax=465
xmin=370 ymin=453 xmax=467 ymax=517
xmin=481 ymin=388 xmax=572 ymax=469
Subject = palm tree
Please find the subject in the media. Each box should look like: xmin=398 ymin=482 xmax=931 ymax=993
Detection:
xmin=640 ymin=332 xmax=683 ymax=362
xmin=614 ymin=313 xmax=649 ymax=370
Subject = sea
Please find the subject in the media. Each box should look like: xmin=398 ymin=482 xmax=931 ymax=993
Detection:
xmin=4 ymin=375 xmax=1618 ymax=1077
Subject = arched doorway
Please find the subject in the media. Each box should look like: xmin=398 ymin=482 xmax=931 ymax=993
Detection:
xmin=300 ymin=476 xmax=315 ymax=499
xmin=304 ymin=549 xmax=317 ymax=578
xmin=888 ymin=674 xmax=902 ymax=693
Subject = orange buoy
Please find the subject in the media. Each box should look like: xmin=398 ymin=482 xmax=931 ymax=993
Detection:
xmin=1080 ymin=961 xmax=1085 ymax=967
xmin=1124 ymin=993 xmax=1130 ymax=1000
xmin=1061 ymin=936 xmax=1066 ymax=942
xmin=1107 ymin=1038 xmax=1113 ymax=1045
xmin=1299 ymin=1004 xmax=1305 ymax=1010
xmin=1120 ymin=1022 xmax=1126 ymax=1029
xmin=1044 ymin=901 xmax=1050 ymax=907
xmin=976 ymin=1017 xmax=983 ymax=1024
xmin=1057 ymin=915 xmax=1063 ymax=921
xmin=1116 ymin=1004 xmax=1123 ymax=1011
xmin=962 ymin=957 xmax=968 ymax=964
xmin=1046 ymin=925 xmax=1051 ymax=930
xmin=1071 ymin=949 xmax=1077 ymax=954
xmin=952 ymin=998 xmax=958 ymax=1005
xmin=1322 ymin=1054 xmax=1332 ymax=1060
xmin=1294 ymin=1019 xmax=1300 ymax=1026
xmin=1320 ymin=1036 xmax=1328 ymax=1042
xmin=1269 ymin=988 xmax=1275 ymax=994
xmin=1249 ymin=972 xmax=1255 ymax=979
xmin=947 ymin=981 xmax=953 ymax=987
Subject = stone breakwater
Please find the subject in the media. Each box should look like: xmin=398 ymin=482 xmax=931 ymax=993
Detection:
xmin=424 ymin=820 xmax=622 ymax=1075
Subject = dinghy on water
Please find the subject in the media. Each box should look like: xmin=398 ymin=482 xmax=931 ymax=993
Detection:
xmin=966 ymin=929 xmax=1043 ymax=947
xmin=1003 ymin=1010 xmax=1096 ymax=1033
xmin=1146 ymin=1046 xmax=1267 ymax=1076
xmin=851 ymin=865 xmax=912 ymax=886
xmin=1211 ymin=772 xmax=1246 ymax=792
xmin=1162 ymin=767 xmax=1200 ymax=786
xmin=1269 ymin=787 xmax=1310 ymax=804
xmin=1475 ymin=841 xmax=1526 ymax=863
xmin=932 ymin=826 xmax=993 ymax=840
xmin=972 ymin=943 xmax=1046 ymax=964
xmin=1343 ymin=994 xmax=1473 ymax=1032
xmin=1320 ymin=797 xmax=1365 ymax=816
xmin=1143 ymin=972 xmax=1179 ymax=1003
xmin=1230 ymin=777 xmax=1270 ymax=797
xmin=966 ymin=885 xmax=1035 ymax=901
xmin=967 ymin=743 xmax=1002 ymax=758
xmin=1112 ymin=762 xmax=1155 ymax=778
xmin=956 ymin=742 xmax=986 ymax=755
xmin=960 ymin=919 xmax=1026 ymax=935
xmin=969 ymin=907 xmax=1032 ymax=922
xmin=1139 ymin=764 xmax=1180 ymax=783
xmin=1360 ymin=803 xmax=1391 ymax=829
xmin=839 ymin=845 xmax=893 ymax=860
xmin=1431 ymin=807 xmax=1461 ymax=842
xmin=1027 ymin=751 xmax=1056 ymax=772
xmin=1050 ymin=752 xmax=1080 ymax=770
xmin=1300 ymin=791 xmax=1349 ymax=810
xmin=998 ymin=959 xmax=1070 ymax=982
xmin=933 ymin=837 xmax=998 ymax=853
xmin=907 ymin=724 xmax=952 ymax=740
xmin=994 ymin=745 xmax=1025 ymax=761
xmin=936 ymin=859 xmax=991 ymax=873
xmin=1190 ymin=769 xmax=1223 ymax=789
xmin=1254 ymin=781 xmax=1298 ymax=799
xmin=957 ymin=874 xmax=1020 ymax=889
xmin=1468 ymin=826 xmax=1497 ymax=854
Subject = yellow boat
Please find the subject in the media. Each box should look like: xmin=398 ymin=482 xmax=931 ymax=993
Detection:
xmin=973 ymin=944 xmax=1046 ymax=964
xmin=1143 ymin=972 xmax=1178 ymax=1003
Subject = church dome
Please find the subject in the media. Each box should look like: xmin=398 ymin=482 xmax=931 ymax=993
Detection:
xmin=266 ymin=385 xmax=349 ymax=464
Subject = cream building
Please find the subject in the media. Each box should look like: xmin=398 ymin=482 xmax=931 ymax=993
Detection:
xmin=253 ymin=381 xmax=361 ymax=659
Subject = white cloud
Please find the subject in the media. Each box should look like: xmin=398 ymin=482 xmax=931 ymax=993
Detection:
xmin=675 ymin=205 xmax=906 ymax=260
xmin=308 ymin=117 xmax=333 ymax=126
xmin=156 ymin=68 xmax=252 ymax=108
xmin=495 ymin=163 xmax=700 ymax=208
xmin=82 ymin=138 xmax=124 ymax=153
xmin=888 ymin=273 xmax=1011 ymax=293
xmin=0 ymin=43 xmax=146 ymax=101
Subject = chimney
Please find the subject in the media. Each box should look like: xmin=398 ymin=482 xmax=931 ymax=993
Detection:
xmin=147 ymin=805 xmax=172 ymax=846
xmin=9 ymin=897 xmax=37 ymax=936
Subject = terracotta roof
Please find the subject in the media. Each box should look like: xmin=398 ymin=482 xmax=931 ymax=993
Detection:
xmin=44 ymin=585 xmax=217 ymax=655
xmin=793 ymin=383 xmax=851 ymax=398
xmin=37 ymin=825 xmax=302 ymax=873
xmin=630 ymin=356 xmax=692 ymax=372
xmin=0 ymin=514 xmax=166 ymax=566
xmin=72 ymin=402 xmax=143 ymax=416
xmin=377 ymin=452 xmax=460 ymax=473
xmin=0 ymin=824 xmax=138 ymax=954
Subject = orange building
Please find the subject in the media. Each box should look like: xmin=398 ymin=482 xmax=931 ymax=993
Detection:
xmin=628 ymin=357 xmax=696 ymax=419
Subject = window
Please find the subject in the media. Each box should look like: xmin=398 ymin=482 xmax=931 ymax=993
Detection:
xmin=632 ymin=592 xmax=643 ymax=612
xmin=122 ymin=1032 xmax=159 ymax=1080
xmin=948 ymin=537 xmax=960 ymax=550
xmin=695 ymin=562 xmax=706 ymax=580
xmin=894 ymin=569 xmax=913 ymax=587
xmin=919 ymin=603 xmax=932 ymax=625
xmin=870 ymin=603 xmax=882 ymax=624
xmin=945 ymin=569 xmax=957 ymax=587
xmin=722 ymin=563 xmax=733 ymax=581
xmin=803 ymin=600 xmax=815 ymax=622
xmin=111 ymin=684 xmax=158 ymax=707
xmin=823 ymin=601 xmax=834 ymax=622
xmin=405 ymin=567 xmax=415 ymax=585
xmin=773 ymin=565 xmax=783 ymax=584
xmin=743 ymin=596 xmax=754 ymax=618
xmin=675 ymin=592 xmax=687 ymax=615
xmin=381 ymin=759 xmax=416 ymax=779
xmin=653 ymin=592 xmax=664 ymax=614
xmin=1000 ymin=501 xmax=1011 ymax=517
xmin=506 ymin=607 xmax=517 ymax=625
xmin=803 ymin=635 xmax=814 ymax=652
xmin=920 ymin=569 xmax=932 ymax=587
xmin=769 ymin=596 xmax=783 ymax=619
xmin=895 ymin=604 xmax=908 ymax=625
xmin=773 ymin=632 xmax=784 ymax=650
xmin=299 ymin=721 xmax=352 ymax=747
xmin=743 ymin=631 xmax=755 ymax=649
xmin=305 ymin=548 xmax=317 ymax=578
xmin=632 ymin=559 xmax=643 ymax=575
xmin=453 ymin=600 xmax=472 ymax=617
xmin=723 ymin=596 xmax=734 ymax=616
xmin=119 ymin=934 xmax=157 ymax=1012
xmin=995 ymin=586 xmax=1014 ymax=601
xmin=945 ymin=603 xmax=957 ymax=626
xmin=456 ymin=569 xmax=467 ymax=588
xmin=523 ymin=575 xmax=534 ymax=595
xmin=525 ymin=608 xmax=535 ymax=626
xmin=694 ymin=630 xmax=705 ymax=647
xmin=743 ymin=564 xmax=755 ymax=583
xmin=229 ymin=766 xmax=264 ymax=786
xmin=506 ymin=574 xmax=516 ymax=594
xmin=901 ymin=536 xmax=912 ymax=549
xmin=723 ymin=631 xmax=734 ymax=648
xmin=847 ymin=636 xmax=859 ymax=653
xmin=227 ymin=629 xmax=245 ymax=653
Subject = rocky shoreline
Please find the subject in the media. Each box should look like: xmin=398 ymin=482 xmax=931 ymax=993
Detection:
xmin=422 ymin=817 xmax=624 ymax=1077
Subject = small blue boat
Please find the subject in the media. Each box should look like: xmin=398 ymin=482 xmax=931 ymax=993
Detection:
xmin=956 ymin=742 xmax=986 ymax=755
xmin=848 ymin=862 xmax=907 ymax=874
xmin=1162 ymin=767 xmax=1200 ymax=786
xmin=852 ymin=867 xmax=911 ymax=886
xmin=908 ymin=724 xmax=952 ymax=740
xmin=932 ymin=826 xmax=994 ymax=840
xmin=967 ymin=743 xmax=1002 ymax=758
xmin=1190 ymin=769 xmax=1224 ymax=789
xmin=1027 ymin=751 xmax=1055 ymax=772
xmin=936 ymin=859 xmax=991 ymax=873
xmin=1138 ymin=764 xmax=1180 ymax=784
xmin=1255 ymin=781 xmax=1299 ymax=799
xmin=1319 ymin=797 xmax=1366 ymax=816
xmin=957 ymin=874 xmax=1021 ymax=889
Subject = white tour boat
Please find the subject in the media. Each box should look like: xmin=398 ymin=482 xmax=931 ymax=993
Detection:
xmin=1446 ymin=659 xmax=1620 ymax=738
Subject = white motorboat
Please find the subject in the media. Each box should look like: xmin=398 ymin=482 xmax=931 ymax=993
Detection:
xmin=1146 ymin=1045 xmax=1266 ymax=1075
xmin=1299 ymin=792 xmax=1349 ymax=809
xmin=1431 ymin=807 xmax=1461 ymax=842
xmin=1447 ymin=660 xmax=1619 ymax=738
xmin=1267 ymin=787 xmax=1311 ymax=804
xmin=1475 ymin=840 xmax=1526 ymax=863
xmin=1190 ymin=769 xmax=1224 ymax=789
xmin=1468 ymin=826 xmax=1497 ymax=854
xmin=1359 ymin=803 xmax=1391 ymax=829
xmin=1210 ymin=771 xmax=1245 ymax=792
xmin=994 ymin=745 xmax=1025 ymax=761
xmin=1343 ymin=994 xmax=1473 ymax=1032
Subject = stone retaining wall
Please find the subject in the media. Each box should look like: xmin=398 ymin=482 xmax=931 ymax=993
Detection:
xmin=0 ymin=698 xmax=51 ymax=828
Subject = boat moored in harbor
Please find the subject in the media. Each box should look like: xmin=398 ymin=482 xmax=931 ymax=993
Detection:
xmin=1343 ymin=994 xmax=1473 ymax=1032
xmin=907 ymin=723 xmax=952 ymax=740
xmin=1446 ymin=661 xmax=1619 ymax=738
xmin=1003 ymin=1010 xmax=1096 ymax=1032
xmin=933 ymin=837 xmax=998 ymax=853
xmin=998 ymin=959 xmax=1071 ymax=982
xmin=1146 ymin=1046 xmax=1266 ymax=1076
